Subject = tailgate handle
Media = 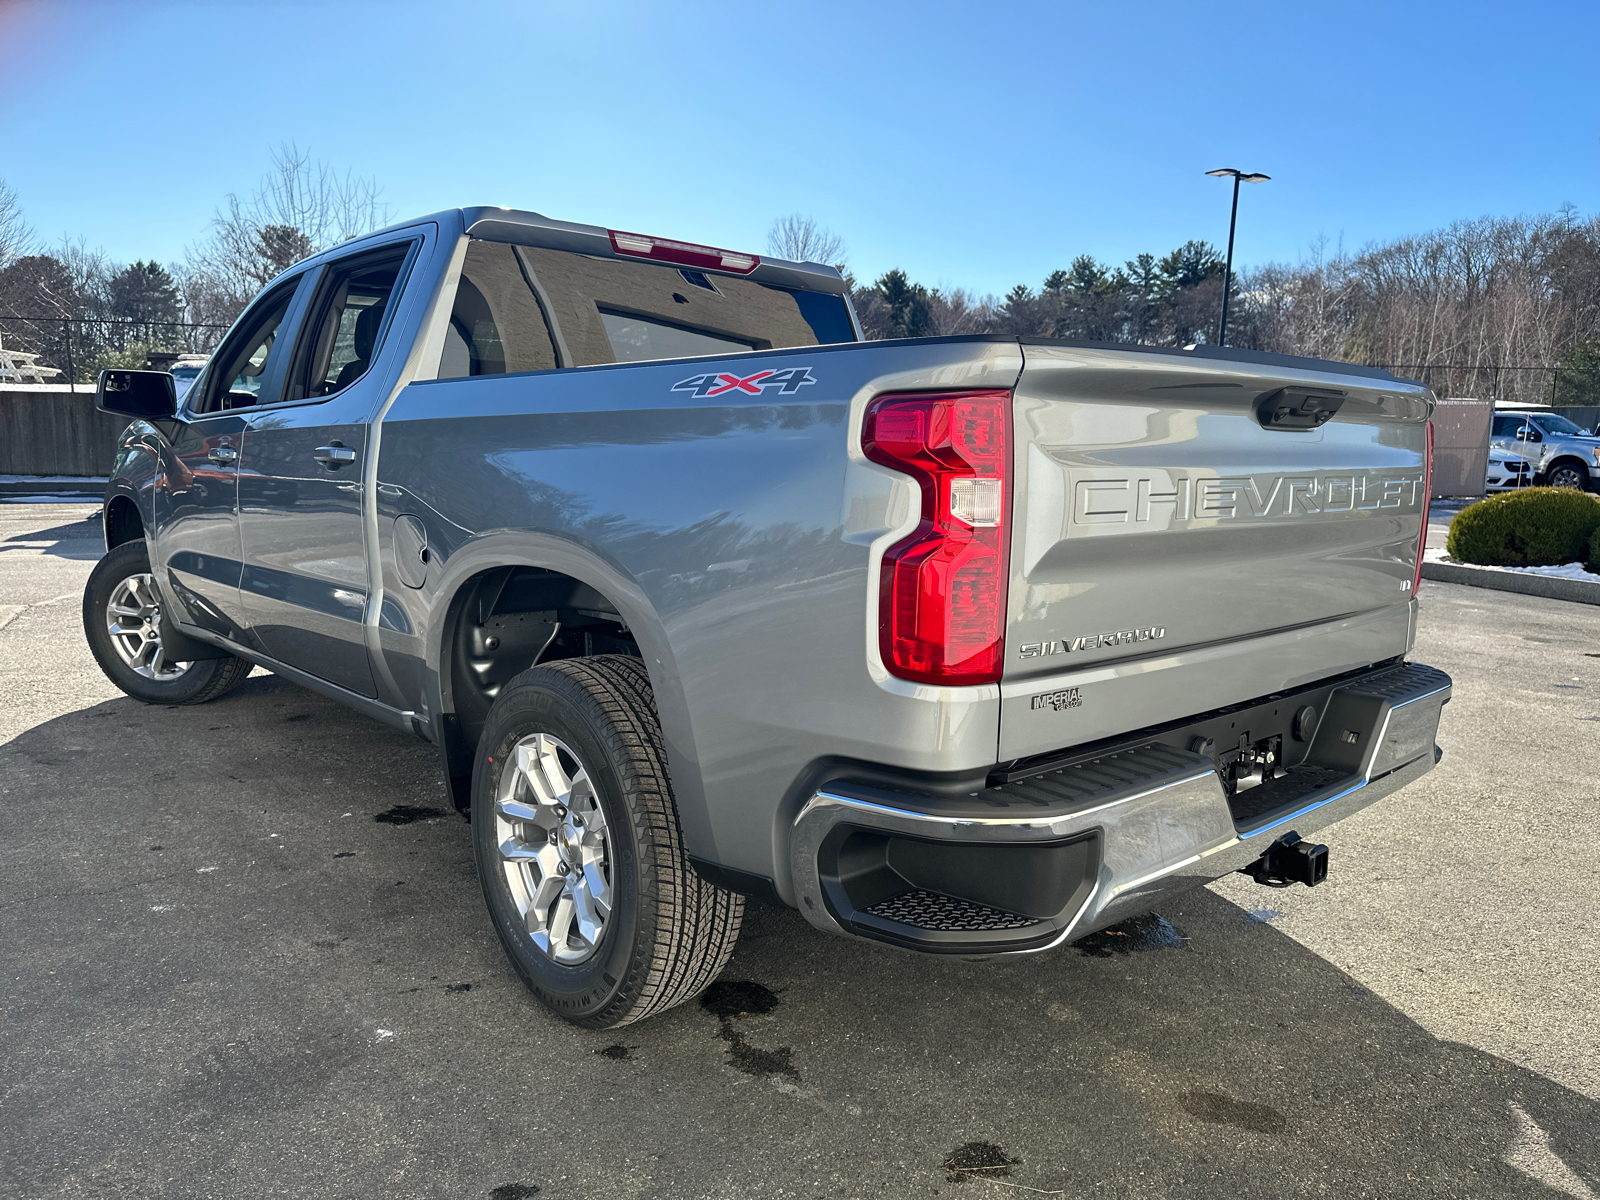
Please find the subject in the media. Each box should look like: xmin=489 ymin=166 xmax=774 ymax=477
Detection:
xmin=1256 ymin=387 xmax=1345 ymax=431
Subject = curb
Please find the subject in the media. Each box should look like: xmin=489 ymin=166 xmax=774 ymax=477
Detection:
xmin=1421 ymin=560 xmax=1600 ymax=606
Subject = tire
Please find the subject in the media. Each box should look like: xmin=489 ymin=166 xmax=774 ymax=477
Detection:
xmin=1545 ymin=463 xmax=1589 ymax=491
xmin=471 ymin=654 xmax=743 ymax=1028
xmin=82 ymin=540 xmax=254 ymax=706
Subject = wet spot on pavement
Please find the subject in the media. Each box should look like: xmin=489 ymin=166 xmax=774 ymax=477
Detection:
xmin=445 ymin=982 xmax=472 ymax=992
xmin=1074 ymin=912 xmax=1185 ymax=956
xmin=149 ymin=845 xmax=162 ymax=852
xmin=489 ymin=1186 xmax=540 ymax=1199
xmin=701 ymin=981 xmax=796 ymax=1079
xmin=283 ymin=712 xmax=314 ymax=723
xmin=1177 ymin=1091 xmax=1287 ymax=1133
xmin=596 ymin=1044 xmax=632 ymax=1060
xmin=374 ymin=805 xmax=445 ymax=825
xmin=332 ymin=852 xmax=356 ymax=859
xmin=700 ymin=980 xmax=779 ymax=1017
xmin=943 ymin=1141 xmax=1019 ymax=1182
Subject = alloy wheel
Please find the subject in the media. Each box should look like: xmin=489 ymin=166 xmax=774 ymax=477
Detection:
xmin=493 ymin=732 xmax=613 ymax=964
xmin=105 ymin=572 xmax=192 ymax=681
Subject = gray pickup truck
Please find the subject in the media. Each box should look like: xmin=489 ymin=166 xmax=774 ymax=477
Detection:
xmin=84 ymin=207 xmax=1451 ymax=1027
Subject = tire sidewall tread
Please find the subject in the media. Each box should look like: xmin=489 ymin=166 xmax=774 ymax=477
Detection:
xmin=470 ymin=654 xmax=742 ymax=1029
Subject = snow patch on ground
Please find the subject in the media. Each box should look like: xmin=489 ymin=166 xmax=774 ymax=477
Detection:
xmin=1426 ymin=549 xmax=1600 ymax=582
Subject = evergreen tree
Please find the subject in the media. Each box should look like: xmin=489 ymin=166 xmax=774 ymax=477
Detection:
xmin=108 ymin=260 xmax=181 ymax=343
xmin=874 ymin=269 xmax=935 ymax=339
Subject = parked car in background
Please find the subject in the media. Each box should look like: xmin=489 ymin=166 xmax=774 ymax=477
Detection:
xmin=1484 ymin=439 xmax=1533 ymax=492
xmin=1490 ymin=412 xmax=1600 ymax=491
xmin=166 ymin=354 xmax=209 ymax=402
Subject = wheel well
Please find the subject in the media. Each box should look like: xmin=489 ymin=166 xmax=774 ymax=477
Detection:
xmin=439 ymin=565 xmax=642 ymax=808
xmin=104 ymin=496 xmax=143 ymax=548
xmin=1543 ymin=456 xmax=1591 ymax=483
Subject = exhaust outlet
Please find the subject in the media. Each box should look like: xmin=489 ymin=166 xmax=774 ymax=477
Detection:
xmin=1240 ymin=830 xmax=1328 ymax=888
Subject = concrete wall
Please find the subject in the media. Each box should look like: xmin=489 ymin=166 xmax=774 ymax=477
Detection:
xmin=0 ymin=386 xmax=129 ymax=476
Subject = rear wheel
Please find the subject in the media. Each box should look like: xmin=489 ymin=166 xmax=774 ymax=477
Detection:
xmin=471 ymin=655 xmax=743 ymax=1028
xmin=82 ymin=540 xmax=254 ymax=705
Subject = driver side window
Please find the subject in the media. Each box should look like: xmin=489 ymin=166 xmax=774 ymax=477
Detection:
xmin=193 ymin=280 xmax=299 ymax=415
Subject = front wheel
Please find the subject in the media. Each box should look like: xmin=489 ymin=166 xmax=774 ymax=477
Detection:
xmin=1546 ymin=463 xmax=1590 ymax=491
xmin=471 ymin=655 xmax=743 ymax=1028
xmin=82 ymin=540 xmax=254 ymax=705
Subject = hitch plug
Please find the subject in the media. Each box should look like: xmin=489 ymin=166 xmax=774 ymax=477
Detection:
xmin=1240 ymin=830 xmax=1329 ymax=889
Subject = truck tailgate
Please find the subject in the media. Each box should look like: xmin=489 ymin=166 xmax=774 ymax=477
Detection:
xmin=1001 ymin=343 xmax=1432 ymax=762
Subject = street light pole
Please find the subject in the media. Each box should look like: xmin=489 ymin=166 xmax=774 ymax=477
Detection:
xmin=1206 ymin=167 xmax=1270 ymax=347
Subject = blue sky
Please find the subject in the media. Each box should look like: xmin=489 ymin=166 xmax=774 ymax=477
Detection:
xmin=2 ymin=0 xmax=1596 ymax=296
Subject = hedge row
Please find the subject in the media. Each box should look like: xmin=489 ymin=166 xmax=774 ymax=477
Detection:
xmin=1446 ymin=488 xmax=1600 ymax=567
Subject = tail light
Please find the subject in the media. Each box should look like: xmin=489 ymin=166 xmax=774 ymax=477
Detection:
xmin=1412 ymin=419 xmax=1434 ymax=598
xmin=862 ymin=390 xmax=1011 ymax=685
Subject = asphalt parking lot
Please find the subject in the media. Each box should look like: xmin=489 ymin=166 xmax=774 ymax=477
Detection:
xmin=3 ymin=502 xmax=1597 ymax=1200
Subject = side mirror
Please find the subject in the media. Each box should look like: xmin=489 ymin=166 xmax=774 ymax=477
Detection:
xmin=97 ymin=369 xmax=177 ymax=419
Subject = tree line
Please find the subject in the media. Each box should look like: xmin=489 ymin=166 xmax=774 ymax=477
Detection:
xmin=4 ymin=161 xmax=1597 ymax=405
xmin=771 ymin=211 xmax=1600 ymax=405
xmin=0 ymin=144 xmax=386 ymax=381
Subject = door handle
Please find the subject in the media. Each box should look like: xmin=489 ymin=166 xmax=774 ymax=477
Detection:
xmin=313 ymin=445 xmax=358 ymax=469
xmin=206 ymin=446 xmax=238 ymax=465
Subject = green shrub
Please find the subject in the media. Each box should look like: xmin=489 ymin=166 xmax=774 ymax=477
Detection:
xmin=1447 ymin=488 xmax=1600 ymax=567
xmin=1589 ymin=524 xmax=1600 ymax=571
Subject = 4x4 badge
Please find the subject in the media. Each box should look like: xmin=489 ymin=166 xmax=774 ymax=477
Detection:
xmin=671 ymin=366 xmax=816 ymax=398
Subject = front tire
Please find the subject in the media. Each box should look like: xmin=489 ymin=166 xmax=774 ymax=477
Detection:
xmin=471 ymin=655 xmax=743 ymax=1028
xmin=82 ymin=540 xmax=254 ymax=705
xmin=1546 ymin=463 xmax=1590 ymax=491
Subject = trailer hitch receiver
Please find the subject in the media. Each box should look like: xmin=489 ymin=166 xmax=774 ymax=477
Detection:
xmin=1240 ymin=830 xmax=1328 ymax=888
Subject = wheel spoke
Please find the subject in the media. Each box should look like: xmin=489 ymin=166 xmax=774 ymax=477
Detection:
xmin=571 ymin=881 xmax=604 ymax=946
xmin=580 ymin=861 xmax=611 ymax=918
xmin=532 ymin=737 xmax=571 ymax=806
xmin=495 ymin=796 xmax=542 ymax=824
xmin=546 ymin=893 xmax=578 ymax=953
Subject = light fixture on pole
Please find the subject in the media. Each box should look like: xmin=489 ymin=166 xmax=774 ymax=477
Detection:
xmin=1206 ymin=167 xmax=1270 ymax=347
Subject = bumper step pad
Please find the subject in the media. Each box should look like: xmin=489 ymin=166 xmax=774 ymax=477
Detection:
xmin=861 ymin=889 xmax=1039 ymax=932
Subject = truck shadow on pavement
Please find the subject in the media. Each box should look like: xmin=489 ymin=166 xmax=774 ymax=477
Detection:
xmin=2 ymin=674 xmax=1596 ymax=1200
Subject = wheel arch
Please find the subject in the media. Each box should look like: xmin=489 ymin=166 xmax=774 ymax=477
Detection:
xmin=1542 ymin=454 xmax=1593 ymax=487
xmin=424 ymin=533 xmax=714 ymax=860
xmin=103 ymin=491 xmax=144 ymax=550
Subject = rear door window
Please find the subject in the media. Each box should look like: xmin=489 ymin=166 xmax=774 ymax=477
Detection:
xmin=437 ymin=240 xmax=561 ymax=378
xmin=290 ymin=244 xmax=413 ymax=401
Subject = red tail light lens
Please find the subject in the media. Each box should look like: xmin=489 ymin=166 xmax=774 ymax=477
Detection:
xmin=1413 ymin=418 xmax=1434 ymax=598
xmin=862 ymin=390 xmax=1011 ymax=685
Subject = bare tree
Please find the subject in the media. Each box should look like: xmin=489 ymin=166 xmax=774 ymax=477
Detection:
xmin=766 ymin=214 xmax=846 ymax=267
xmin=184 ymin=142 xmax=389 ymax=331
xmin=0 ymin=177 xmax=36 ymax=270
xmin=1232 ymin=213 xmax=1600 ymax=402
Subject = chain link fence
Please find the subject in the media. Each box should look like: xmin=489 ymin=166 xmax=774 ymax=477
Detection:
xmin=1370 ymin=363 xmax=1600 ymax=407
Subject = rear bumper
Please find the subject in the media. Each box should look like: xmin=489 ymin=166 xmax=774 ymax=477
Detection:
xmin=789 ymin=661 xmax=1450 ymax=955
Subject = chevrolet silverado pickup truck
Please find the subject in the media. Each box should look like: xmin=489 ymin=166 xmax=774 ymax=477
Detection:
xmin=83 ymin=207 xmax=1451 ymax=1028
